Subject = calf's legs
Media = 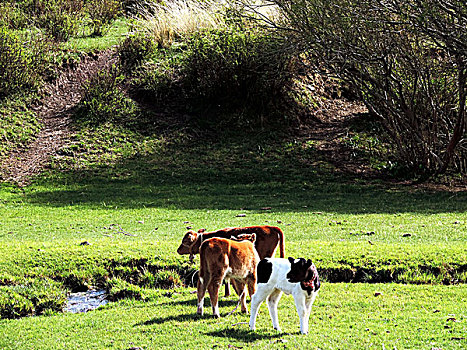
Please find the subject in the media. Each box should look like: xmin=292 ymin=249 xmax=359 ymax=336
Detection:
xmin=249 ymin=285 xmax=271 ymax=330
xmin=267 ymin=289 xmax=283 ymax=331
xmin=196 ymin=273 xmax=209 ymax=316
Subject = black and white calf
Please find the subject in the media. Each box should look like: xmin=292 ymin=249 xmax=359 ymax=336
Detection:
xmin=249 ymin=257 xmax=320 ymax=334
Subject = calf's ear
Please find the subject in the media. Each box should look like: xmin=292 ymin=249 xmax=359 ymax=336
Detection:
xmin=288 ymin=257 xmax=295 ymax=264
xmin=307 ymin=259 xmax=313 ymax=267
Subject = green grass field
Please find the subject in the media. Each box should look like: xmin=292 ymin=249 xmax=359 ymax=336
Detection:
xmin=1 ymin=283 xmax=465 ymax=349
xmin=0 ymin=129 xmax=466 ymax=348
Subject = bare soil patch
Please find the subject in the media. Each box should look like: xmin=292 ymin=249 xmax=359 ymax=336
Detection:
xmin=0 ymin=50 xmax=117 ymax=186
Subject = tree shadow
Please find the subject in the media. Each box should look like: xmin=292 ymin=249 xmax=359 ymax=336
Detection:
xmin=20 ymin=131 xmax=467 ymax=214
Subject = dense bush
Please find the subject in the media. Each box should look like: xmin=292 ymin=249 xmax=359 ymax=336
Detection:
xmin=133 ymin=27 xmax=296 ymax=127
xmin=18 ymin=0 xmax=122 ymax=40
xmin=182 ymin=28 xmax=295 ymax=125
xmin=117 ymin=33 xmax=156 ymax=72
xmin=0 ymin=27 xmax=54 ymax=98
xmin=268 ymin=0 xmax=467 ymax=177
xmin=85 ymin=0 xmax=121 ymax=36
xmin=22 ymin=0 xmax=85 ymax=41
xmin=0 ymin=2 xmax=29 ymax=29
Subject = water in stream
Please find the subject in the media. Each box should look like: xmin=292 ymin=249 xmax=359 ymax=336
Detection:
xmin=65 ymin=289 xmax=108 ymax=313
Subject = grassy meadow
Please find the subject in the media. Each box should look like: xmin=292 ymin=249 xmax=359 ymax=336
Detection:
xmin=1 ymin=130 xmax=466 ymax=349
xmin=1 ymin=1 xmax=466 ymax=349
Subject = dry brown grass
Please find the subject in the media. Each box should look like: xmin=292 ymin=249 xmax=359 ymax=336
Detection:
xmin=132 ymin=0 xmax=227 ymax=47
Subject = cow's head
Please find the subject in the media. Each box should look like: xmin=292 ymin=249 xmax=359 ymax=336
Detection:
xmin=177 ymin=230 xmax=201 ymax=255
xmin=286 ymin=257 xmax=314 ymax=283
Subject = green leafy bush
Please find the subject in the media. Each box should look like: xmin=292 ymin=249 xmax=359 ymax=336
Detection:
xmin=117 ymin=33 xmax=156 ymax=72
xmin=85 ymin=0 xmax=121 ymax=37
xmin=181 ymin=28 xmax=296 ymax=125
xmin=133 ymin=28 xmax=296 ymax=127
xmin=23 ymin=0 xmax=85 ymax=41
xmin=0 ymin=27 xmax=54 ymax=97
xmin=0 ymin=2 xmax=29 ymax=29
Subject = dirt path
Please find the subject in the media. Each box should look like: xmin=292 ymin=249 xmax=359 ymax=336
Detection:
xmin=0 ymin=50 xmax=117 ymax=186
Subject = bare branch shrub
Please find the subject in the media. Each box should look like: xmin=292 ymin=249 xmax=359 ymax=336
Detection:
xmin=261 ymin=0 xmax=466 ymax=178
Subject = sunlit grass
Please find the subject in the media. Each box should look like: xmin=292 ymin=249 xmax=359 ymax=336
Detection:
xmin=60 ymin=18 xmax=130 ymax=52
xmin=0 ymin=283 xmax=465 ymax=349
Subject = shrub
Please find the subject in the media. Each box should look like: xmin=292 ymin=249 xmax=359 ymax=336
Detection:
xmin=118 ymin=33 xmax=156 ymax=72
xmin=75 ymin=67 xmax=140 ymax=125
xmin=180 ymin=28 xmax=296 ymax=126
xmin=0 ymin=27 xmax=54 ymax=98
xmin=269 ymin=0 xmax=467 ymax=178
xmin=132 ymin=27 xmax=296 ymax=127
xmin=85 ymin=0 xmax=121 ymax=37
xmin=23 ymin=0 xmax=85 ymax=41
xmin=0 ymin=2 xmax=29 ymax=29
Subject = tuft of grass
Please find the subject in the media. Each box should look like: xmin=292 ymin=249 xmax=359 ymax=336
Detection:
xmin=0 ymin=279 xmax=66 ymax=319
xmin=0 ymin=95 xmax=40 ymax=157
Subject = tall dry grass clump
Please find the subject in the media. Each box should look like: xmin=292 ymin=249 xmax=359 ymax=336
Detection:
xmin=132 ymin=0 xmax=227 ymax=47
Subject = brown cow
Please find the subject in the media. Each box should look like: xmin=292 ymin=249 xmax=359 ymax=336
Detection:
xmin=177 ymin=225 xmax=285 ymax=296
xmin=177 ymin=225 xmax=285 ymax=260
xmin=197 ymin=235 xmax=259 ymax=318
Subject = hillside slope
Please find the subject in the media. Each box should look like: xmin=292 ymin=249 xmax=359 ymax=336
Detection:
xmin=0 ymin=50 xmax=117 ymax=186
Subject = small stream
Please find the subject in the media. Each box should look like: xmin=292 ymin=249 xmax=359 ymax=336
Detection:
xmin=65 ymin=289 xmax=108 ymax=313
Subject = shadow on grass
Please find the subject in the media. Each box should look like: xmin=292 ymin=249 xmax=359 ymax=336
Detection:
xmin=138 ymin=297 xmax=247 ymax=326
xmin=205 ymin=328 xmax=287 ymax=342
xmin=156 ymin=297 xmax=240 ymax=308
xmin=137 ymin=313 xmax=201 ymax=326
xmin=138 ymin=314 xmax=285 ymax=342
xmin=20 ymin=131 xmax=467 ymax=214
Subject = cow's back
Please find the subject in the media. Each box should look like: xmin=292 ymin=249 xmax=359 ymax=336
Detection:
xmin=207 ymin=225 xmax=284 ymax=259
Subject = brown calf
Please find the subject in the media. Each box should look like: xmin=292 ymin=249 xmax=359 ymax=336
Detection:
xmin=197 ymin=235 xmax=259 ymax=318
